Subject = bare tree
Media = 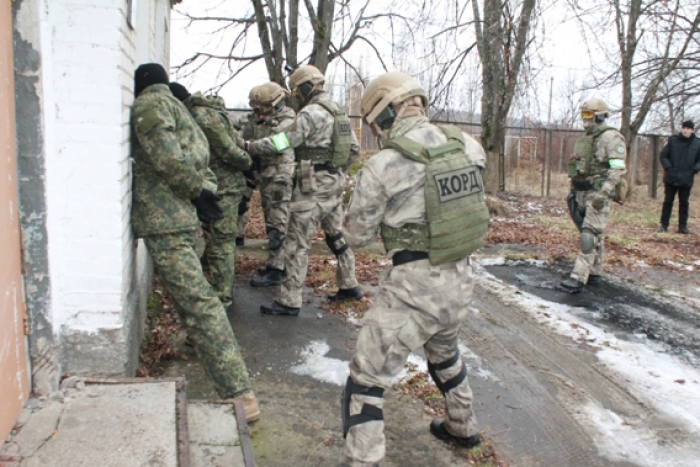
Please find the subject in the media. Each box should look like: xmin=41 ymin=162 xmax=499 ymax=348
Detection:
xmin=173 ymin=1 xmax=411 ymax=92
xmin=473 ymin=0 xmax=539 ymax=192
xmin=567 ymin=0 xmax=700 ymax=185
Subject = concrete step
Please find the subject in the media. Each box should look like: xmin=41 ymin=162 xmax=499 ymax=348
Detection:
xmin=0 ymin=378 xmax=256 ymax=467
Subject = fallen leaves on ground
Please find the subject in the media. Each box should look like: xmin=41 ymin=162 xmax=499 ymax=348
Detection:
xmin=138 ymin=274 xmax=186 ymax=377
xmin=487 ymin=193 xmax=700 ymax=279
xmin=244 ymin=190 xmax=267 ymax=239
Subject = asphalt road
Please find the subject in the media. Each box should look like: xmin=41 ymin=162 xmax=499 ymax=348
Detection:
xmin=166 ymin=244 xmax=700 ymax=467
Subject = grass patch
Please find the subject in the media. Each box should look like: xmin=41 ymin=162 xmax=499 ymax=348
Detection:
xmin=610 ymin=207 xmax=658 ymax=226
xmin=606 ymin=233 xmax=636 ymax=247
xmin=528 ymin=213 xmax=575 ymax=230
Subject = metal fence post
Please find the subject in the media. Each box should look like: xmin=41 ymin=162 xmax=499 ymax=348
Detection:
xmin=650 ymin=135 xmax=659 ymax=199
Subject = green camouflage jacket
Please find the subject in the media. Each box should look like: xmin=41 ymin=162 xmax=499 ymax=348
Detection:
xmin=130 ymin=83 xmax=217 ymax=237
xmin=185 ymin=93 xmax=252 ymax=195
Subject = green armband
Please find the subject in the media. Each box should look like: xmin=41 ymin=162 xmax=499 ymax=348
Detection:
xmin=609 ymin=159 xmax=626 ymax=170
xmin=271 ymin=132 xmax=291 ymax=151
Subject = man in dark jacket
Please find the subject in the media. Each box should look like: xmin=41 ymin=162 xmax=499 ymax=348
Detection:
xmin=658 ymin=120 xmax=700 ymax=234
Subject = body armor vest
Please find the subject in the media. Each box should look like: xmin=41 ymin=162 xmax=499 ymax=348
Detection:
xmin=380 ymin=125 xmax=490 ymax=265
xmin=295 ymin=100 xmax=352 ymax=169
xmin=570 ymin=125 xmax=613 ymax=188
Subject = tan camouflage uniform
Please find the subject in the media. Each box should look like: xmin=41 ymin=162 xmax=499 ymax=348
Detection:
xmin=254 ymin=107 xmax=296 ymax=269
xmin=342 ymin=116 xmax=483 ymax=466
xmin=570 ymin=128 xmax=626 ymax=283
xmin=185 ymin=93 xmax=252 ymax=306
xmin=131 ymin=83 xmax=251 ymax=398
xmin=248 ymin=91 xmax=360 ymax=308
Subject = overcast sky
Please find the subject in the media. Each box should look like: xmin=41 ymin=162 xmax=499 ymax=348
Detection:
xmin=169 ymin=1 xmax=594 ymax=120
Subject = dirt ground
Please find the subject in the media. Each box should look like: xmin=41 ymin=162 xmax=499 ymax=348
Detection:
xmin=143 ymin=186 xmax=700 ymax=467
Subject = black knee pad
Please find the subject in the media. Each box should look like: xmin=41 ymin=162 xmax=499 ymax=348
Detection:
xmin=428 ymin=352 xmax=467 ymax=395
xmin=267 ymin=227 xmax=285 ymax=251
xmin=325 ymin=232 xmax=348 ymax=256
xmin=342 ymin=376 xmax=384 ymax=438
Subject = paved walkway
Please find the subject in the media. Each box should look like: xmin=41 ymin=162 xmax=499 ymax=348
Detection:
xmin=0 ymin=378 xmax=252 ymax=467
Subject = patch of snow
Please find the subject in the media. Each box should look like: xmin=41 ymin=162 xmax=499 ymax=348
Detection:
xmin=480 ymin=273 xmax=700 ymax=466
xmin=392 ymin=354 xmax=429 ymax=384
xmin=290 ymin=340 xmax=349 ymax=386
xmin=663 ymin=259 xmax=694 ymax=271
xmin=476 ymin=257 xmax=506 ymax=267
xmin=475 ymin=257 xmax=549 ymax=268
xmin=459 ymin=343 xmax=499 ymax=382
xmin=346 ymin=311 xmax=361 ymax=326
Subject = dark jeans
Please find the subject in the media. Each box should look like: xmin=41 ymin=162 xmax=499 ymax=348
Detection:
xmin=660 ymin=184 xmax=692 ymax=228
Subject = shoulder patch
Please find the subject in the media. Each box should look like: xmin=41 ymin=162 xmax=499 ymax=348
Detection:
xmin=615 ymin=145 xmax=626 ymax=154
xmin=134 ymin=107 xmax=165 ymax=135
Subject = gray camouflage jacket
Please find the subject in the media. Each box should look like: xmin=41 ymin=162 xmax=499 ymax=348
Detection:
xmin=247 ymin=91 xmax=359 ymax=169
xmin=344 ymin=116 xmax=486 ymax=252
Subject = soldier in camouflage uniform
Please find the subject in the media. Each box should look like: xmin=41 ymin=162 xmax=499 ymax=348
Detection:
xmin=561 ymin=98 xmax=627 ymax=293
xmin=169 ymin=83 xmax=252 ymax=307
xmin=340 ymin=72 xmax=489 ymax=466
xmin=130 ymin=64 xmax=258 ymax=422
xmin=234 ymin=87 xmax=265 ymax=246
xmin=245 ymin=82 xmax=297 ymax=287
xmin=243 ymin=65 xmax=361 ymax=316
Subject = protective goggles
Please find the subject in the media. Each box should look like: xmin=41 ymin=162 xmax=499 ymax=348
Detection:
xmin=580 ymin=110 xmax=596 ymax=119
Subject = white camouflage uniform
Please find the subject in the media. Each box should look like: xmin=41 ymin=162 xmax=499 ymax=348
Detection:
xmin=342 ymin=115 xmax=483 ymax=466
xmin=248 ymin=91 xmax=360 ymax=308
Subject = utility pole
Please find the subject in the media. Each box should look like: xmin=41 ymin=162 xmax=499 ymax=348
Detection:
xmin=543 ymin=77 xmax=554 ymax=197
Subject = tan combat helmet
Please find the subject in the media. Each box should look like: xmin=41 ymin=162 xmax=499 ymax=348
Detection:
xmin=248 ymin=85 xmax=264 ymax=109
xmin=580 ymin=98 xmax=610 ymax=121
xmin=251 ymin=81 xmax=289 ymax=108
xmin=289 ymin=65 xmax=325 ymax=98
xmin=360 ymin=72 xmax=428 ymax=127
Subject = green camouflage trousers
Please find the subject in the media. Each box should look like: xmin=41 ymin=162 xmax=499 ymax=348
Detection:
xmin=571 ymin=190 xmax=610 ymax=283
xmin=277 ymin=170 xmax=358 ymax=308
xmin=144 ymin=231 xmax=251 ymax=398
xmin=204 ymin=193 xmax=241 ymax=306
xmin=344 ymin=256 xmax=478 ymax=466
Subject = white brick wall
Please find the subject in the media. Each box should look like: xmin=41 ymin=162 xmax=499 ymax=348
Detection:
xmin=35 ymin=0 xmax=170 ymax=375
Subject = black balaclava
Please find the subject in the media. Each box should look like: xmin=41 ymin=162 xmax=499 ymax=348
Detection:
xmin=134 ymin=63 xmax=169 ymax=97
xmin=169 ymin=82 xmax=191 ymax=102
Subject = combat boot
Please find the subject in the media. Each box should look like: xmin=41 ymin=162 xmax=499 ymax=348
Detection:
xmin=657 ymin=225 xmax=668 ymax=233
xmin=587 ymin=274 xmax=602 ymax=285
xmin=235 ymin=237 xmax=245 ymax=246
xmin=260 ymin=301 xmax=300 ymax=316
xmin=229 ymin=390 xmax=260 ymax=423
xmin=560 ymin=277 xmax=585 ymax=293
xmin=678 ymin=227 xmax=690 ymax=234
xmin=251 ymin=268 xmax=285 ymax=287
xmin=328 ymin=286 xmax=363 ymax=302
xmin=429 ymin=419 xmax=481 ymax=449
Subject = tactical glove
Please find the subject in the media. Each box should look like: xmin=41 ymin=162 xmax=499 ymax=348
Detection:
xmin=592 ymin=192 xmax=608 ymax=211
xmin=192 ymin=189 xmax=224 ymax=224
